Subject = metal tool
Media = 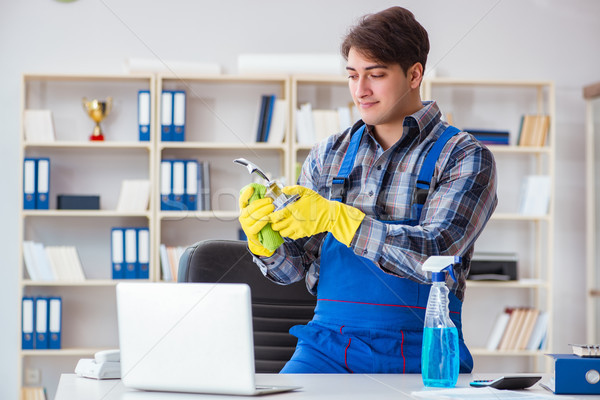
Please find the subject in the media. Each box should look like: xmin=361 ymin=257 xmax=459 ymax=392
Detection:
xmin=234 ymin=158 xmax=299 ymax=211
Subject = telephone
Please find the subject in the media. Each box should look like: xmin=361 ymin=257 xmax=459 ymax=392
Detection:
xmin=74 ymin=349 xmax=121 ymax=380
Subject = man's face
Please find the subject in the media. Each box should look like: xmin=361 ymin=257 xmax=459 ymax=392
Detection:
xmin=346 ymin=48 xmax=417 ymax=130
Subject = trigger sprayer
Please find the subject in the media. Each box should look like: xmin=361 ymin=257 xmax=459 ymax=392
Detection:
xmin=421 ymin=255 xmax=461 ymax=388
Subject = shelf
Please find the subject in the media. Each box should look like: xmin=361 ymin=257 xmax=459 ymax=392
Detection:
xmin=466 ymin=280 xmax=548 ymax=289
xmin=159 ymin=210 xmax=238 ymax=221
xmin=21 ymin=347 xmax=114 ymax=357
xmin=159 ymin=142 xmax=287 ymax=151
xmin=22 ymin=210 xmax=151 ymax=218
xmin=21 ymin=279 xmax=146 ymax=287
xmin=23 ymin=73 xmax=153 ymax=82
xmin=487 ymin=145 xmax=551 ymax=154
xmin=470 ymin=348 xmax=546 ymax=357
xmin=490 ymin=213 xmax=551 ymax=222
xmin=425 ymin=77 xmax=553 ymax=88
xmin=23 ymin=141 xmax=152 ymax=150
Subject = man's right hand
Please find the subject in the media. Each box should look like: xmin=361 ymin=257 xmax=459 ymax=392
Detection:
xmin=238 ymin=186 xmax=275 ymax=257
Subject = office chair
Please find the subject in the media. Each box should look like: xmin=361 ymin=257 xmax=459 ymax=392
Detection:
xmin=178 ymin=239 xmax=317 ymax=373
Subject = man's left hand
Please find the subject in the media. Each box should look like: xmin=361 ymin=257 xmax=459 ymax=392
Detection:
xmin=270 ymin=185 xmax=365 ymax=246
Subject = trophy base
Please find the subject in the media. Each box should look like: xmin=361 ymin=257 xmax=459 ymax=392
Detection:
xmin=89 ymin=134 xmax=105 ymax=141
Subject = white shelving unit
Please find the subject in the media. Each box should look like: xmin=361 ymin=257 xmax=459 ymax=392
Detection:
xmin=585 ymin=81 xmax=600 ymax=343
xmin=154 ymin=74 xmax=291 ymax=277
xmin=18 ymin=73 xmax=156 ymax=398
xmin=423 ymin=78 xmax=555 ymax=372
xmin=17 ymin=73 xmax=556 ymax=397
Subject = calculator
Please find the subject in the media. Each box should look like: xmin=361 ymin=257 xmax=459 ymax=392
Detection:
xmin=470 ymin=375 xmax=541 ymax=390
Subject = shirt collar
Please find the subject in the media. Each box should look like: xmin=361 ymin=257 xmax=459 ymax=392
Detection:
xmin=403 ymin=101 xmax=443 ymax=142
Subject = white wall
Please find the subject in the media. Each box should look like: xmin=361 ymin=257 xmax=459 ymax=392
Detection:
xmin=1 ymin=0 xmax=599 ymax=398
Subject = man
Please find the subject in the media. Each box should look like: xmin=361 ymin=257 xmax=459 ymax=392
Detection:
xmin=239 ymin=6 xmax=497 ymax=373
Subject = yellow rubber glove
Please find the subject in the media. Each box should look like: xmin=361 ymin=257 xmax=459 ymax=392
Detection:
xmin=270 ymin=185 xmax=365 ymax=247
xmin=238 ymin=186 xmax=275 ymax=257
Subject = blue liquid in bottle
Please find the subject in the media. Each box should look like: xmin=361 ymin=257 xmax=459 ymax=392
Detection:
xmin=421 ymin=326 xmax=459 ymax=387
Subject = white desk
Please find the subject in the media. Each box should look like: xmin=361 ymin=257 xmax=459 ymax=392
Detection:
xmin=54 ymin=373 xmax=600 ymax=399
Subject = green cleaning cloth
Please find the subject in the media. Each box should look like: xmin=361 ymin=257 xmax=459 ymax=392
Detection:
xmin=241 ymin=183 xmax=284 ymax=252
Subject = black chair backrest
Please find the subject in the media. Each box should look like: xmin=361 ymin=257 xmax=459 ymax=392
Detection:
xmin=178 ymin=239 xmax=316 ymax=373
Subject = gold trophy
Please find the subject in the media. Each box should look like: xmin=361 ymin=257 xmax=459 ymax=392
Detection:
xmin=82 ymin=97 xmax=112 ymax=141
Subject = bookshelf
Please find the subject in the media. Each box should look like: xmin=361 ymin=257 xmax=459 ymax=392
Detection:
xmin=585 ymin=81 xmax=600 ymax=343
xmin=288 ymin=75 xmax=555 ymax=371
xmin=154 ymin=74 xmax=291 ymax=282
xmin=18 ymin=73 xmax=556 ymax=396
xmin=18 ymin=73 xmax=156 ymax=398
xmin=422 ymin=78 xmax=555 ymax=372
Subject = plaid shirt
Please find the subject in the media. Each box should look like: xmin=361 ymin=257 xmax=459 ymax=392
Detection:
xmin=253 ymin=101 xmax=497 ymax=301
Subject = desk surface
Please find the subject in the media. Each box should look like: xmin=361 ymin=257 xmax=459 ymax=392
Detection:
xmin=54 ymin=373 xmax=600 ymax=400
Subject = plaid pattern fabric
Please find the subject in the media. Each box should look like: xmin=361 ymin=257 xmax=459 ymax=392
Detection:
xmin=253 ymin=101 xmax=497 ymax=301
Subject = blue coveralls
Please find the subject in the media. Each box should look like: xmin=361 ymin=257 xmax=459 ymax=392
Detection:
xmin=280 ymin=124 xmax=474 ymax=374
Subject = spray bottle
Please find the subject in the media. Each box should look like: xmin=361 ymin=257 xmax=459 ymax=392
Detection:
xmin=421 ymin=255 xmax=461 ymax=388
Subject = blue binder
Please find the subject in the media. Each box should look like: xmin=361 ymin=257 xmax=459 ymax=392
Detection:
xmin=124 ymin=228 xmax=138 ymax=279
xmin=545 ymin=354 xmax=600 ymax=394
xmin=255 ymin=95 xmax=269 ymax=142
xmin=161 ymin=91 xmax=173 ymax=142
xmin=138 ymin=90 xmax=151 ymax=141
xmin=35 ymin=297 xmax=49 ymax=349
xmin=111 ymin=228 xmax=125 ymax=279
xmin=137 ymin=227 xmax=150 ymax=279
xmin=23 ymin=158 xmax=37 ymax=210
xmin=160 ymin=160 xmax=173 ymax=211
xmin=172 ymin=90 xmax=186 ymax=142
xmin=22 ymin=297 xmax=35 ymax=349
xmin=48 ymin=297 xmax=62 ymax=349
xmin=36 ymin=158 xmax=50 ymax=209
xmin=185 ymin=160 xmax=199 ymax=211
xmin=262 ymin=94 xmax=276 ymax=142
xmin=171 ymin=160 xmax=186 ymax=211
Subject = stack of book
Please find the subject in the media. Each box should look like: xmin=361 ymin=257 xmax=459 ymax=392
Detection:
xmin=570 ymin=344 xmax=600 ymax=357
xmin=486 ymin=307 xmax=548 ymax=351
xmin=517 ymin=114 xmax=550 ymax=146
xmin=295 ymin=102 xmax=358 ymax=145
xmin=463 ymin=128 xmax=510 ymax=145
xmin=255 ymin=94 xmax=287 ymax=144
xmin=20 ymin=387 xmax=46 ymax=400
xmin=159 ymin=244 xmax=188 ymax=282
xmin=22 ymin=241 xmax=85 ymax=282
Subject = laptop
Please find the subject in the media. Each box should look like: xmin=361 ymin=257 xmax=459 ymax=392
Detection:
xmin=116 ymin=282 xmax=299 ymax=395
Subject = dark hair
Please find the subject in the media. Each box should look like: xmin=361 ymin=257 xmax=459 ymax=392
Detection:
xmin=341 ymin=6 xmax=430 ymax=74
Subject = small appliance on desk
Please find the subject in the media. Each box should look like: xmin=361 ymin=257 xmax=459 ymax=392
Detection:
xmin=542 ymin=344 xmax=600 ymax=394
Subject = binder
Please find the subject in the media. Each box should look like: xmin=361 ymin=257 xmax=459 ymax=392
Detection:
xmin=160 ymin=160 xmax=173 ymax=211
xmin=161 ymin=91 xmax=173 ymax=142
xmin=124 ymin=228 xmax=138 ymax=279
xmin=202 ymin=161 xmax=211 ymax=211
xmin=255 ymin=95 xmax=269 ymax=142
xmin=262 ymin=94 xmax=276 ymax=142
xmin=172 ymin=160 xmax=186 ymax=210
xmin=111 ymin=228 xmax=125 ymax=279
xmin=23 ymin=158 xmax=37 ymax=209
xmin=48 ymin=297 xmax=62 ymax=349
xmin=35 ymin=297 xmax=49 ymax=349
xmin=36 ymin=158 xmax=50 ymax=209
xmin=138 ymin=90 xmax=151 ymax=141
xmin=545 ymin=354 xmax=600 ymax=394
xmin=172 ymin=90 xmax=186 ymax=142
xmin=185 ymin=160 xmax=198 ymax=211
xmin=22 ymin=297 xmax=35 ymax=349
xmin=137 ymin=227 xmax=150 ymax=279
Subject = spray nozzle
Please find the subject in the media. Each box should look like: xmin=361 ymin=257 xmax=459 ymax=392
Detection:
xmin=422 ymin=256 xmax=461 ymax=283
